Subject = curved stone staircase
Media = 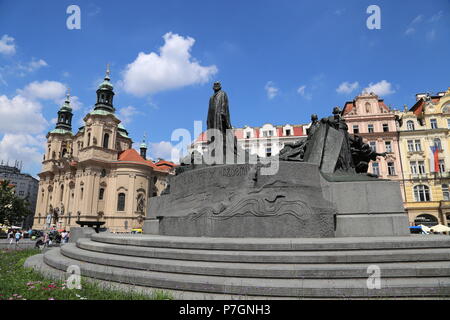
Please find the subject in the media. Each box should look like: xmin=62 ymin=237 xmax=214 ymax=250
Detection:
xmin=25 ymin=233 xmax=450 ymax=299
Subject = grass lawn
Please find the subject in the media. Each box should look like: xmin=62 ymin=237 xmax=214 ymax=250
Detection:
xmin=0 ymin=248 xmax=172 ymax=300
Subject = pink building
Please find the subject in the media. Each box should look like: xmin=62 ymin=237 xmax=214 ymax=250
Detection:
xmin=342 ymin=92 xmax=404 ymax=191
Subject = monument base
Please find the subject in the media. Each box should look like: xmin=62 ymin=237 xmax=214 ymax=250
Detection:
xmin=145 ymin=162 xmax=409 ymax=238
xmin=320 ymin=177 xmax=410 ymax=237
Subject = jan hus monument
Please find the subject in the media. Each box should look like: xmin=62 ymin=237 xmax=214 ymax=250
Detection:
xmin=145 ymin=82 xmax=409 ymax=237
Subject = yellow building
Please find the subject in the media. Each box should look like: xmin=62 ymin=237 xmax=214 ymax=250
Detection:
xmin=397 ymin=87 xmax=450 ymax=227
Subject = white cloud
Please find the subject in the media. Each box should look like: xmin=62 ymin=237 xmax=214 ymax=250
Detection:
xmin=264 ymin=81 xmax=278 ymax=99
xmin=118 ymin=106 xmax=140 ymax=124
xmin=0 ymin=34 xmax=16 ymax=55
xmin=122 ymin=32 xmax=218 ymax=96
xmin=412 ymin=15 xmax=423 ymax=24
xmin=297 ymin=85 xmax=312 ymax=100
xmin=430 ymin=11 xmax=443 ymax=23
xmin=363 ymin=80 xmax=395 ymax=96
xmin=18 ymin=58 xmax=48 ymax=72
xmin=150 ymin=141 xmax=181 ymax=162
xmin=0 ymin=134 xmax=46 ymax=169
xmin=336 ymin=81 xmax=359 ymax=94
xmin=0 ymin=95 xmax=48 ymax=134
xmin=18 ymin=80 xmax=66 ymax=101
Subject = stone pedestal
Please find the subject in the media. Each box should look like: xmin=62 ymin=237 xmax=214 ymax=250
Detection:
xmin=320 ymin=178 xmax=409 ymax=237
xmin=146 ymin=162 xmax=336 ymax=238
xmin=69 ymin=227 xmax=96 ymax=243
xmin=143 ymin=219 xmax=159 ymax=235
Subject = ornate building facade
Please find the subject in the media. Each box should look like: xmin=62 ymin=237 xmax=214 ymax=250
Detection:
xmin=33 ymin=69 xmax=175 ymax=232
xmin=342 ymin=92 xmax=404 ymax=186
xmin=190 ymin=123 xmax=308 ymax=157
xmin=396 ymin=88 xmax=450 ymax=227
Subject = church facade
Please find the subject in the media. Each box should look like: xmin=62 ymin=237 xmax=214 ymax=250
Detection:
xmin=33 ymin=69 xmax=175 ymax=232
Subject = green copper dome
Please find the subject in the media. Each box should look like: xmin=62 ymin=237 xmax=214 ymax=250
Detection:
xmin=98 ymin=78 xmax=113 ymax=90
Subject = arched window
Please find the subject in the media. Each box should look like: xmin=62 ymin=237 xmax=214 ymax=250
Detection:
xmin=99 ymin=188 xmax=105 ymax=200
xmin=87 ymin=133 xmax=91 ymax=146
xmin=80 ymin=187 xmax=84 ymax=200
xmin=414 ymin=214 xmax=438 ymax=227
xmin=434 ymin=138 xmax=442 ymax=151
xmin=117 ymin=193 xmax=126 ymax=211
xmin=414 ymin=185 xmax=430 ymax=202
xmin=407 ymin=120 xmax=415 ymax=131
xmin=103 ymin=133 xmax=109 ymax=149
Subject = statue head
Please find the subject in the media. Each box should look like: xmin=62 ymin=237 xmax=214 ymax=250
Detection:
xmin=311 ymin=114 xmax=318 ymax=122
xmin=332 ymin=106 xmax=341 ymax=115
xmin=213 ymin=81 xmax=221 ymax=92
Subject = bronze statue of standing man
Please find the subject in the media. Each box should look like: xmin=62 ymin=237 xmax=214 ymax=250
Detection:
xmin=207 ymin=81 xmax=232 ymax=134
xmin=207 ymin=82 xmax=235 ymax=161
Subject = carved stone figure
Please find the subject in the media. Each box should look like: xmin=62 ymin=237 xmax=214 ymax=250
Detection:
xmin=350 ymin=135 xmax=387 ymax=175
xmin=319 ymin=107 xmax=355 ymax=173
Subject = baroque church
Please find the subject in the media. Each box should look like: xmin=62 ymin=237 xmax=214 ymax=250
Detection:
xmin=33 ymin=68 xmax=175 ymax=232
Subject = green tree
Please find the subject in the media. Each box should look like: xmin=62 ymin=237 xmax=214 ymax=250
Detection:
xmin=0 ymin=180 xmax=32 ymax=227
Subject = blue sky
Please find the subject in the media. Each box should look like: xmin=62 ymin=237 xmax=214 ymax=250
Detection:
xmin=0 ymin=0 xmax=449 ymax=176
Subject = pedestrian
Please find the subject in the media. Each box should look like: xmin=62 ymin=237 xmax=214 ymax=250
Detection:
xmin=14 ymin=229 xmax=22 ymax=249
xmin=44 ymin=232 xmax=49 ymax=247
xmin=61 ymin=230 xmax=68 ymax=244
xmin=7 ymin=229 xmax=14 ymax=248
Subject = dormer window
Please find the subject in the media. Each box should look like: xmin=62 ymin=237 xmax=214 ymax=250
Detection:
xmin=407 ymin=120 xmax=415 ymax=131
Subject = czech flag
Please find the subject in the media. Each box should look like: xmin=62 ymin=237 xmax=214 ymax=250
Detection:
xmin=429 ymin=145 xmax=439 ymax=173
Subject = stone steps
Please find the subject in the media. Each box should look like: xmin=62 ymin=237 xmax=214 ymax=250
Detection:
xmin=25 ymin=234 xmax=450 ymax=298
xmin=91 ymin=233 xmax=450 ymax=251
xmin=79 ymin=238 xmax=450 ymax=264
xmin=61 ymin=243 xmax=450 ymax=279
xmin=42 ymin=247 xmax=450 ymax=298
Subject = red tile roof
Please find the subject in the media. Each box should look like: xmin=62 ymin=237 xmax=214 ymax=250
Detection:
xmin=117 ymin=149 xmax=173 ymax=172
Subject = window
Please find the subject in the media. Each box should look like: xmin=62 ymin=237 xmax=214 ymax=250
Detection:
xmin=430 ymin=119 xmax=438 ymax=129
xmin=382 ymin=123 xmax=389 ymax=132
xmin=369 ymin=142 xmax=376 ymax=152
xmin=447 ymin=119 xmax=450 ymax=129
xmin=387 ymin=162 xmax=396 ymax=176
xmin=245 ymin=132 xmax=251 ymax=139
xmin=87 ymin=133 xmax=91 ymax=146
xmin=443 ymin=184 xmax=450 ymax=201
xmin=117 ymin=193 xmax=126 ymax=211
xmin=407 ymin=140 xmax=414 ymax=152
xmin=103 ymin=133 xmax=109 ymax=149
xmin=372 ymin=163 xmax=380 ymax=176
xmin=385 ymin=141 xmax=392 ymax=153
xmin=418 ymin=161 xmax=426 ymax=174
xmin=60 ymin=185 xmax=64 ymax=202
xmin=410 ymin=161 xmax=418 ymax=174
xmin=99 ymin=188 xmax=105 ymax=200
xmin=407 ymin=120 xmax=415 ymax=131
xmin=266 ymin=143 xmax=272 ymax=157
xmin=434 ymin=138 xmax=442 ymax=151
xmin=439 ymin=160 xmax=445 ymax=173
xmin=414 ymin=140 xmax=422 ymax=151
xmin=285 ymin=129 xmax=291 ymax=136
xmin=353 ymin=125 xmax=359 ymax=134
xmin=414 ymin=185 xmax=430 ymax=202
xmin=368 ymin=124 xmax=374 ymax=133
xmin=80 ymin=187 xmax=84 ymax=200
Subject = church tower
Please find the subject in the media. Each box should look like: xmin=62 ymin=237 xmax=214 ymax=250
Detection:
xmin=140 ymin=134 xmax=148 ymax=160
xmin=94 ymin=64 xmax=115 ymax=113
xmin=55 ymin=90 xmax=73 ymax=132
